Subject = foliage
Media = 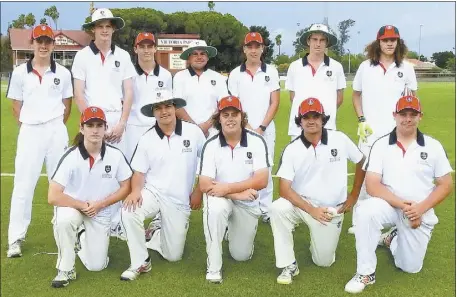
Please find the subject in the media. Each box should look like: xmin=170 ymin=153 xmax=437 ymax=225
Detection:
xmin=335 ymin=19 xmax=355 ymax=56
xmin=208 ymin=1 xmax=215 ymax=11
xmin=39 ymin=18 xmax=48 ymax=25
xmin=446 ymin=57 xmax=456 ymax=72
xmin=407 ymin=51 xmax=419 ymax=59
xmin=44 ymin=5 xmax=59 ymax=30
xmin=431 ymin=51 xmax=455 ymax=69
xmin=275 ymin=34 xmax=282 ymax=56
xmin=0 ymin=35 xmax=13 ymax=72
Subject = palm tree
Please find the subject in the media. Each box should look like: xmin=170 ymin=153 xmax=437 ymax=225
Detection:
xmin=208 ymin=1 xmax=215 ymax=11
xmin=44 ymin=5 xmax=59 ymax=30
xmin=275 ymin=34 xmax=282 ymax=56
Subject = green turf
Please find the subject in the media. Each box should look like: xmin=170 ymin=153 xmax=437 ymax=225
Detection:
xmin=1 ymin=81 xmax=455 ymax=297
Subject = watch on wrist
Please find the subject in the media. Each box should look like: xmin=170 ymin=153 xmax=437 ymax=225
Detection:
xmin=259 ymin=125 xmax=267 ymax=132
xmin=358 ymin=116 xmax=366 ymax=123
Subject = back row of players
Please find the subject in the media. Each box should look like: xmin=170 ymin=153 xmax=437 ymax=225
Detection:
xmin=6 ymin=8 xmax=453 ymax=294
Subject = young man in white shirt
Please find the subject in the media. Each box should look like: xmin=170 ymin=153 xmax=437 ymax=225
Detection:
xmin=6 ymin=25 xmax=73 ymax=258
xmin=125 ymin=32 xmax=173 ymax=161
xmin=345 ymin=95 xmax=453 ymax=294
xmin=228 ymin=32 xmax=280 ymax=223
xmin=48 ymin=106 xmax=132 ymax=288
xmin=271 ymin=98 xmax=366 ymax=285
xmin=120 ymin=91 xmax=206 ymax=281
xmin=198 ymin=95 xmax=270 ymax=284
xmin=286 ymin=23 xmax=346 ymax=139
xmin=348 ymin=25 xmax=418 ymax=234
xmin=173 ymin=40 xmax=229 ymax=137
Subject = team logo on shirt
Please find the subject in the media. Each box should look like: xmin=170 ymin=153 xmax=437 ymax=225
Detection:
xmin=105 ymin=165 xmax=111 ymax=173
xmin=158 ymin=81 xmax=164 ymax=87
xmin=245 ymin=152 xmax=253 ymax=164
xmin=420 ymin=152 xmax=428 ymax=160
xmin=397 ymin=71 xmax=403 ymax=78
xmin=54 ymin=78 xmax=60 ymax=85
xmin=102 ymin=165 xmax=112 ymax=178
xmin=326 ymin=70 xmax=332 ymax=77
xmin=115 ymin=61 xmax=120 ymax=67
xmin=211 ymin=80 xmax=216 ymax=86
xmin=330 ymin=149 xmax=340 ymax=162
xmin=182 ymin=140 xmax=192 ymax=153
xmin=265 ymin=76 xmax=270 ymax=82
xmin=331 ymin=149 xmax=338 ymax=157
xmin=247 ymin=152 xmax=252 ymax=159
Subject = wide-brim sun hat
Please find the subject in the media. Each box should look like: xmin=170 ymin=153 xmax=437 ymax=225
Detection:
xmin=180 ymin=40 xmax=217 ymax=60
xmin=82 ymin=8 xmax=125 ymax=31
xmin=300 ymin=23 xmax=338 ymax=48
xmin=140 ymin=90 xmax=186 ymax=117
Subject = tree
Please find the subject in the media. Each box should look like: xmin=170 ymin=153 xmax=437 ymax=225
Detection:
xmin=419 ymin=55 xmax=428 ymax=62
xmin=40 ymin=18 xmax=48 ymax=25
xmin=292 ymin=28 xmax=306 ymax=55
xmin=431 ymin=51 xmax=455 ymax=68
xmin=275 ymin=34 xmax=282 ymax=56
xmin=0 ymin=34 xmax=13 ymax=72
xmin=335 ymin=19 xmax=355 ymax=56
xmin=208 ymin=1 xmax=215 ymax=11
xmin=277 ymin=63 xmax=289 ymax=74
xmin=407 ymin=51 xmax=419 ymax=60
xmin=11 ymin=14 xmax=26 ymax=28
xmin=25 ymin=13 xmax=36 ymax=28
xmin=249 ymin=25 xmax=274 ymax=64
xmin=446 ymin=57 xmax=456 ymax=72
xmin=44 ymin=5 xmax=59 ymax=30
xmin=274 ymin=54 xmax=290 ymax=66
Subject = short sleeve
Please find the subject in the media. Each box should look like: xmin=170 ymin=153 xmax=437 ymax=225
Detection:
xmin=276 ymin=145 xmax=295 ymax=181
xmin=252 ymin=137 xmax=270 ymax=172
xmin=268 ymin=66 xmax=281 ymax=93
xmin=406 ymin=64 xmax=418 ymax=91
xmin=71 ymin=51 xmax=86 ymax=81
xmin=285 ymin=63 xmax=295 ymax=91
xmin=62 ymin=69 xmax=73 ymax=99
xmin=116 ymin=151 xmax=133 ymax=182
xmin=165 ymin=71 xmax=173 ymax=93
xmin=352 ymin=62 xmax=364 ymax=92
xmin=130 ymin=135 xmax=150 ymax=173
xmin=51 ymin=150 xmax=73 ymax=188
xmin=173 ymin=72 xmax=184 ymax=99
xmin=342 ymin=132 xmax=364 ymax=163
xmin=7 ymin=69 xmax=23 ymax=101
xmin=434 ymin=142 xmax=453 ymax=178
xmin=198 ymin=141 xmax=217 ymax=179
xmin=217 ymin=74 xmax=230 ymax=99
xmin=336 ymin=63 xmax=347 ymax=90
xmin=196 ymin=127 xmax=206 ymax=157
xmin=123 ymin=55 xmax=137 ymax=80
xmin=227 ymin=69 xmax=239 ymax=97
xmin=365 ymin=141 xmax=383 ymax=175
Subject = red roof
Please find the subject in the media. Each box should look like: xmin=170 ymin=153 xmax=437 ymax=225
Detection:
xmin=9 ymin=28 xmax=91 ymax=51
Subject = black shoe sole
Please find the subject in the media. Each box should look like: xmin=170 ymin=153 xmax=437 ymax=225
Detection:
xmin=51 ymin=281 xmax=69 ymax=288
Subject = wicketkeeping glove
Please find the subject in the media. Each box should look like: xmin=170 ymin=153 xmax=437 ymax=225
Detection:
xmin=357 ymin=116 xmax=373 ymax=143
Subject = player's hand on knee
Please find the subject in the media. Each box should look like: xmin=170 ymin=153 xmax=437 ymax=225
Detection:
xmin=337 ymin=194 xmax=357 ymax=214
xmin=82 ymin=201 xmax=98 ymax=218
xmin=309 ymin=206 xmax=332 ymax=225
xmin=410 ymin=217 xmax=422 ymax=229
xmin=123 ymin=192 xmax=143 ymax=212
xmin=190 ymin=191 xmax=203 ymax=210
xmin=208 ymin=181 xmax=231 ymax=197
xmin=239 ymin=189 xmax=258 ymax=201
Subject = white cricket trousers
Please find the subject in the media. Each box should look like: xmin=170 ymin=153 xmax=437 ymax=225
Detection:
xmin=53 ymin=207 xmax=110 ymax=272
xmin=270 ymin=198 xmax=344 ymax=268
xmin=8 ymin=116 xmax=68 ymax=245
xmin=351 ymin=139 xmax=372 ymax=228
xmin=124 ymin=124 xmax=152 ymax=162
xmin=355 ymin=198 xmax=435 ymax=275
xmin=121 ymin=188 xmax=190 ymax=270
xmin=203 ymin=195 xmax=261 ymax=273
xmin=259 ymin=122 xmax=275 ymax=216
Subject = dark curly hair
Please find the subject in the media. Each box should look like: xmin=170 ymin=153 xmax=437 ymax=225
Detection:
xmin=365 ymin=39 xmax=408 ymax=67
xmin=211 ymin=109 xmax=249 ymax=131
xmin=294 ymin=113 xmax=330 ymax=127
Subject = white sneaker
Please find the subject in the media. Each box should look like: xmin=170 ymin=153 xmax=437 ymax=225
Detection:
xmin=348 ymin=226 xmax=355 ymax=234
xmin=344 ymin=273 xmax=375 ymax=294
xmin=7 ymin=240 xmax=23 ymax=258
xmin=206 ymin=271 xmax=222 ymax=284
xmin=378 ymin=227 xmax=398 ymax=248
xmin=51 ymin=268 xmax=77 ymax=288
xmin=261 ymin=214 xmax=270 ymax=224
xmin=111 ymin=223 xmax=126 ymax=241
xmin=277 ymin=263 xmax=299 ymax=285
xmin=145 ymin=219 xmax=161 ymax=242
xmin=120 ymin=259 xmax=152 ymax=281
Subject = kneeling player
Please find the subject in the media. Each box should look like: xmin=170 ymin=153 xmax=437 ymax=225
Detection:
xmin=344 ymin=95 xmax=453 ymax=294
xmin=270 ymin=98 xmax=366 ymax=285
xmin=120 ymin=91 xmax=205 ymax=281
xmin=198 ymin=96 xmax=270 ymax=284
xmin=48 ymin=107 xmax=132 ymax=288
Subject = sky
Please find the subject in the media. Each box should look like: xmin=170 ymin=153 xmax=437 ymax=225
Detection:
xmin=1 ymin=1 xmax=455 ymax=58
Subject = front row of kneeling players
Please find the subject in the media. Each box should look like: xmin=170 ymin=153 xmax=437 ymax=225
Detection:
xmin=48 ymin=92 xmax=453 ymax=294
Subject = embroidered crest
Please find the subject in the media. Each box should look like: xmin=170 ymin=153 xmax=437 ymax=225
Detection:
xmin=211 ymin=80 xmax=216 ymax=86
xmin=54 ymin=78 xmax=60 ymax=85
xmin=41 ymin=25 xmax=47 ymax=31
xmin=331 ymin=149 xmax=338 ymax=157
xmin=326 ymin=70 xmax=332 ymax=77
xmin=157 ymin=92 xmax=161 ymax=98
xmin=158 ymin=81 xmax=164 ymax=87
xmin=406 ymin=96 xmax=413 ymax=102
xmin=386 ymin=25 xmax=392 ymax=29
xmin=115 ymin=61 xmax=120 ymax=67
xmin=105 ymin=165 xmax=111 ymax=173
xmin=247 ymin=152 xmax=252 ymax=159
xmin=144 ymin=33 xmax=149 ymax=36
xmin=91 ymin=107 xmax=98 ymax=113
xmin=100 ymin=10 xmax=105 ymax=16
xmin=227 ymin=96 xmax=233 ymax=102
xmin=251 ymin=33 xmax=256 ymax=37
xmin=420 ymin=152 xmax=428 ymax=160
xmin=398 ymin=71 xmax=403 ymax=78
xmin=308 ymin=98 xmax=314 ymax=105
xmin=265 ymin=76 xmax=270 ymax=82
xmin=183 ymin=140 xmax=190 ymax=147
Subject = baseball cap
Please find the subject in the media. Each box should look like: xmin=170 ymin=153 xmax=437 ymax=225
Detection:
xmin=218 ymin=96 xmax=243 ymax=112
xmin=244 ymin=32 xmax=264 ymax=45
xmin=81 ymin=106 xmax=107 ymax=124
xmin=135 ymin=32 xmax=155 ymax=46
xmin=377 ymin=25 xmax=400 ymax=40
xmin=31 ymin=25 xmax=54 ymax=40
xmin=395 ymin=95 xmax=421 ymax=113
xmin=298 ymin=98 xmax=325 ymax=116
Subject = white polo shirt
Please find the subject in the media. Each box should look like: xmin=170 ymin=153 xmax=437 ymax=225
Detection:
xmin=128 ymin=63 xmax=173 ymax=126
xmin=228 ymin=62 xmax=280 ymax=128
xmin=365 ymin=128 xmax=452 ymax=225
xmin=51 ymin=142 xmax=132 ymax=221
xmin=286 ymin=54 xmax=346 ymax=135
xmin=353 ymin=59 xmax=418 ymax=142
xmin=277 ymin=129 xmax=363 ymax=207
xmin=198 ymin=129 xmax=271 ymax=207
xmin=7 ymin=58 xmax=73 ymax=124
xmin=173 ymin=67 xmax=229 ymax=125
xmin=130 ymin=119 xmax=206 ymax=210
xmin=71 ymin=41 xmax=136 ymax=112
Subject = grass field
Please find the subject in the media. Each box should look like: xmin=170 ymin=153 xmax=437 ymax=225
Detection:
xmin=1 ymin=81 xmax=455 ymax=297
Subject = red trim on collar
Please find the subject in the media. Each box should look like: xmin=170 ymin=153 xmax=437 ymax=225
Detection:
xmin=396 ymin=141 xmax=406 ymax=156
xmin=31 ymin=69 xmax=43 ymax=84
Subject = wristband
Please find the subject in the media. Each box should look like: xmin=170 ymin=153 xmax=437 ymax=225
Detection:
xmin=259 ymin=125 xmax=267 ymax=132
xmin=358 ymin=116 xmax=366 ymax=123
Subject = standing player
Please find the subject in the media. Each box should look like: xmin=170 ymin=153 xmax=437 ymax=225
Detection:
xmin=286 ymin=23 xmax=346 ymax=139
xmin=344 ymin=95 xmax=453 ymax=294
xmin=270 ymin=98 xmax=365 ymax=285
xmin=72 ymin=8 xmax=136 ymax=236
xmin=228 ymin=32 xmax=280 ymax=223
xmin=348 ymin=25 xmax=418 ymax=234
xmin=120 ymin=91 xmax=206 ymax=281
xmin=6 ymin=25 xmax=73 ymax=258
xmin=125 ymin=32 xmax=173 ymax=161
xmin=48 ymin=106 xmax=132 ymax=288
xmin=173 ymin=40 xmax=229 ymax=137
xmin=198 ymin=96 xmax=270 ymax=284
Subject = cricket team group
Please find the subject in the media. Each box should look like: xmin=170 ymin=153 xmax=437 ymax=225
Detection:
xmin=5 ymin=8 xmax=453 ymax=294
